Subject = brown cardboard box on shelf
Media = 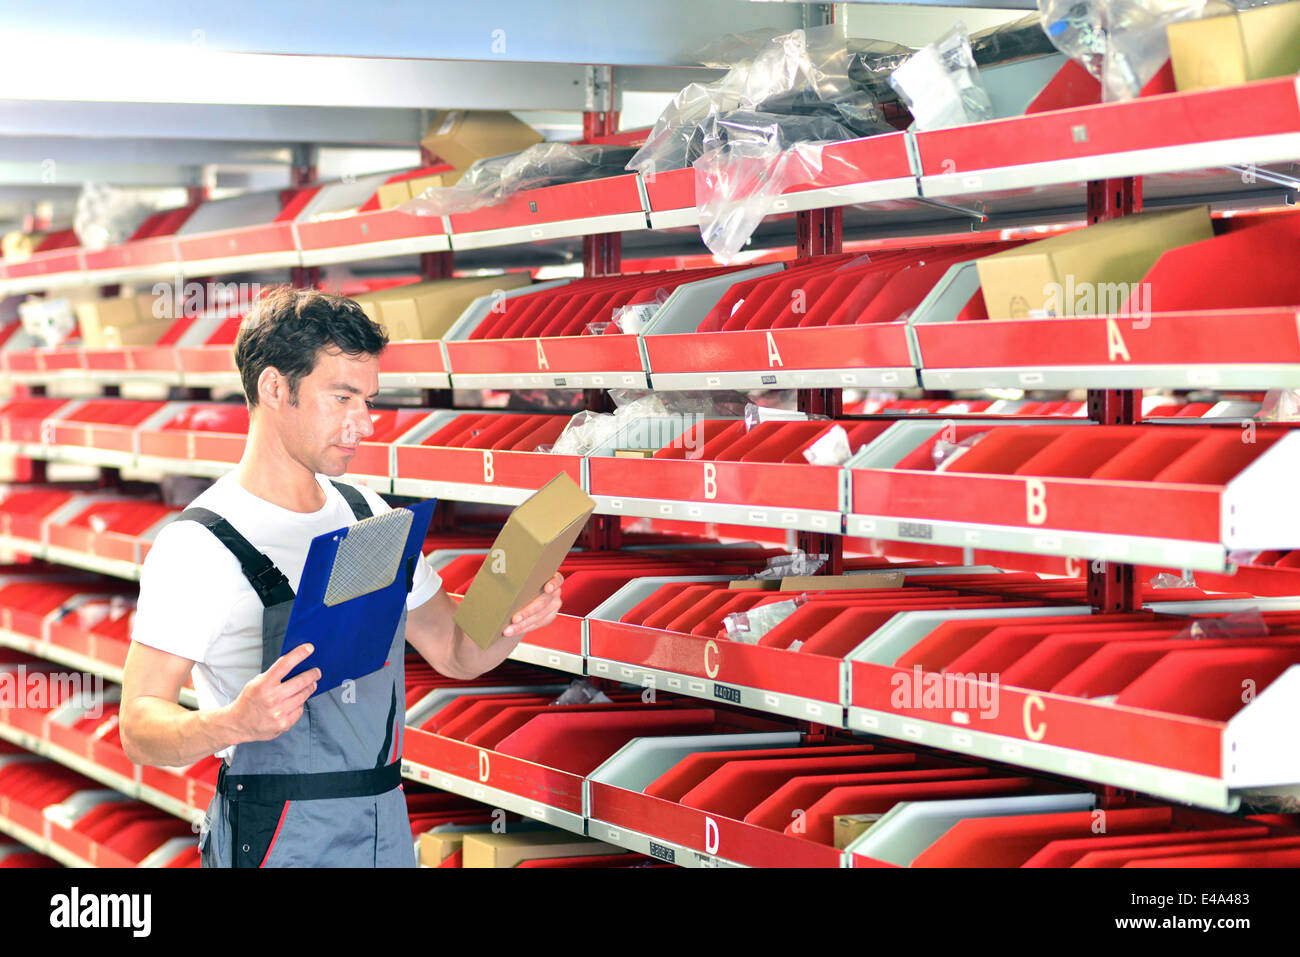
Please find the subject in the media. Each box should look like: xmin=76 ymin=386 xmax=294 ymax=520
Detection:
xmin=613 ymin=448 xmax=657 ymax=458
xmin=728 ymin=580 xmax=782 ymax=590
xmin=419 ymin=829 xmax=491 ymax=867
xmin=99 ymin=319 xmax=175 ymax=349
xmin=778 ymin=572 xmax=906 ymax=591
xmin=354 ymin=273 xmax=532 ymax=342
xmin=834 ymin=813 xmax=884 ymax=850
xmin=406 ymin=171 xmax=461 ymax=197
xmin=453 ymin=472 xmax=595 ymax=650
xmin=976 ymin=205 xmax=1213 ymax=320
xmin=75 ymin=294 xmax=155 ymax=348
xmin=375 ymin=181 xmax=412 ymax=211
xmin=1168 ymin=2 xmax=1300 ymax=92
xmin=2 ymin=231 xmax=43 ymax=263
xmin=462 ymin=830 xmax=620 ymax=868
xmin=419 ymin=110 xmax=544 ymax=173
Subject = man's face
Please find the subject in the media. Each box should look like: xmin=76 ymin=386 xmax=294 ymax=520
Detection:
xmin=273 ymin=347 xmax=379 ymax=477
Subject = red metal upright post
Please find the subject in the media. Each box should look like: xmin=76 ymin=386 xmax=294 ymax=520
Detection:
xmin=288 ymin=155 xmax=320 ymax=290
xmin=795 ymin=208 xmax=845 ymax=574
xmin=1086 ymin=177 xmax=1142 ymax=612
xmin=580 ymin=107 xmax=624 ymax=552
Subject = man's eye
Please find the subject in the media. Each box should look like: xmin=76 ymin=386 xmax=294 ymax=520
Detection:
xmin=336 ymin=395 xmax=350 ymax=403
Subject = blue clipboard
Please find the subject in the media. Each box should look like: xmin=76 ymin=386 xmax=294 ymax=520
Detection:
xmin=281 ymin=498 xmax=436 ymax=696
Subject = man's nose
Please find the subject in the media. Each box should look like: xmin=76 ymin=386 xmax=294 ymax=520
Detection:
xmin=350 ymin=406 xmax=376 ymax=439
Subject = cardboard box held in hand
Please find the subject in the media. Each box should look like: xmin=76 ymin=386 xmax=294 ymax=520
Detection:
xmin=452 ymin=473 xmax=594 ymax=649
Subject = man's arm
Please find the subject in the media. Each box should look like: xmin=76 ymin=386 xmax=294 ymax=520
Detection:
xmin=405 ymin=573 xmax=563 ymax=680
xmin=119 ymin=641 xmax=321 ymax=767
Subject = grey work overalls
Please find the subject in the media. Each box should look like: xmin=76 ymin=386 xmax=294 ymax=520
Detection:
xmin=190 ymin=481 xmax=415 ymax=868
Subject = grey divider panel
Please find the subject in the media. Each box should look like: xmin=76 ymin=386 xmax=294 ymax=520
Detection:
xmin=905 ymin=259 xmax=982 ymax=379
xmin=844 ymin=415 xmax=1092 ymax=471
xmin=404 ymin=683 xmax=571 ymax=728
xmin=980 ymin=54 xmax=1069 ymax=120
xmin=587 ymin=575 xmax=740 ymax=627
xmin=390 ymin=408 xmax=461 ymax=449
xmin=1145 ymin=596 xmax=1300 ymax=614
xmin=639 ymin=264 xmax=786 ymax=337
xmin=43 ymin=790 xmax=137 ymax=830
xmin=585 ymin=573 xmax=741 ymax=674
xmin=294 ymin=174 xmax=392 ymax=222
xmin=847 ymin=792 xmax=1094 ymax=867
xmin=176 ymin=189 xmax=286 ymax=234
xmin=844 ymin=605 xmax=1093 ymax=667
xmin=843 ymin=418 xmax=951 ymax=471
xmin=588 ymin=732 xmax=802 ymax=796
xmin=47 ymin=684 xmax=122 ymax=731
xmin=440 ymin=277 xmax=576 ymax=343
xmin=876 ymin=564 xmax=1005 ymax=577
xmin=174 ymin=312 xmax=231 ymax=347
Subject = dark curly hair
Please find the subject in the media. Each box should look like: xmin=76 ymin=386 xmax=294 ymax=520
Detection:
xmin=234 ymin=286 xmax=387 ymax=409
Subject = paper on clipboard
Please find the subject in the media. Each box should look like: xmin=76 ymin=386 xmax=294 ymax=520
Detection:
xmin=281 ymin=498 xmax=436 ymax=696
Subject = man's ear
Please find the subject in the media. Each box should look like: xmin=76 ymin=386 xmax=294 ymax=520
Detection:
xmin=257 ymin=366 xmax=285 ymax=409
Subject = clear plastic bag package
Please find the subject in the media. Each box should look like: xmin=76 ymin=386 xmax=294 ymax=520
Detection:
xmin=932 ymin=430 xmax=989 ymax=471
xmin=969 ymin=12 xmax=1060 ymax=64
xmin=1173 ymin=608 xmax=1268 ymax=640
xmin=551 ymin=678 xmax=612 ymax=706
xmin=743 ymin=402 xmax=827 ymax=430
xmin=723 ymin=594 xmax=808 ymax=644
xmin=1148 ymin=570 xmax=1197 ymax=588
xmin=888 ymin=23 xmax=995 ymax=131
xmin=546 ymin=391 xmax=745 ymax=455
xmin=628 ymin=24 xmax=895 ymax=261
xmin=402 ymin=143 xmax=639 ymax=217
xmin=1257 ymin=389 xmax=1300 ymax=422
xmin=802 ymin=424 xmax=853 ymax=466
xmin=753 ymin=549 xmax=827 ymax=580
xmin=74 ymin=182 xmax=153 ymax=251
xmin=1038 ymin=0 xmax=1208 ymax=101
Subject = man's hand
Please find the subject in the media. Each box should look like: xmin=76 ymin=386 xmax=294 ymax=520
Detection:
xmin=405 ymin=573 xmax=565 ymax=681
xmin=227 ymin=644 xmax=321 ymax=743
xmin=504 ymin=572 xmax=564 ymax=638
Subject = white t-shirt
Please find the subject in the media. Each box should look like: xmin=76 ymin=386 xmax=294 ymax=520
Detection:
xmin=131 ymin=471 xmax=443 ymax=761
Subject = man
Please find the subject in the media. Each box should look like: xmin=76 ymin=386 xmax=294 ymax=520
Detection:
xmin=119 ymin=287 xmax=563 ymax=867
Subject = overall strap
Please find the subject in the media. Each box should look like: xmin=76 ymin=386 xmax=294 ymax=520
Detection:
xmin=330 ymin=480 xmax=373 ymax=520
xmin=179 ymin=507 xmax=295 ymax=607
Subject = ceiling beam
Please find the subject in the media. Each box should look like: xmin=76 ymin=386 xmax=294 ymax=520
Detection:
xmin=1 ymin=0 xmax=801 ymax=64
xmin=0 ymin=137 xmax=297 ymax=168
xmin=0 ymin=162 xmax=204 ymax=188
xmin=0 ymin=102 xmax=429 ymax=147
xmin=0 ymin=49 xmax=594 ymax=111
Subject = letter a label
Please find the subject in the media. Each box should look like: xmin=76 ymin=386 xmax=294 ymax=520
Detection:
xmin=1106 ymin=318 xmax=1131 ymax=362
xmin=536 ymin=339 xmax=550 ymax=370
xmin=765 ymin=331 xmax=783 ymax=368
